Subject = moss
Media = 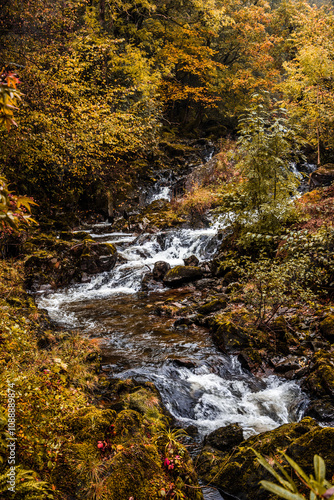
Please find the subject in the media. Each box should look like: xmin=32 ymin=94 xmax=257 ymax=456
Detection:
xmin=197 ymin=298 xmax=228 ymax=315
xmin=287 ymin=427 xmax=334 ymax=476
xmin=210 ymin=308 xmax=270 ymax=354
xmin=67 ymin=407 xmax=116 ymax=441
xmin=126 ymin=388 xmax=165 ymax=422
xmin=303 ymin=350 xmax=334 ymax=398
xmin=113 ymin=409 xmax=144 ymax=437
xmin=105 ymin=442 xmax=165 ymax=500
xmin=100 ymin=242 xmax=117 ymax=255
xmin=319 ymin=314 xmax=334 ymax=343
xmin=198 ymin=418 xmax=321 ymax=500
xmin=163 ymin=265 xmax=203 ymax=286
xmin=239 ymin=348 xmax=263 ymax=369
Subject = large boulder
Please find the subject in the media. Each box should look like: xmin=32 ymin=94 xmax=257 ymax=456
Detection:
xmin=204 ymin=424 xmax=244 ymax=452
xmin=163 ymin=265 xmax=204 ymax=287
xmin=319 ymin=314 xmax=334 ymax=343
xmin=197 ymin=297 xmax=228 ymax=315
xmin=302 ymin=350 xmax=334 ymax=399
xmin=197 ymin=418 xmax=333 ymax=500
xmin=305 ymin=397 xmax=334 ymax=423
xmin=210 ymin=309 xmax=270 ymax=354
xmin=309 ymin=163 xmax=334 ymax=189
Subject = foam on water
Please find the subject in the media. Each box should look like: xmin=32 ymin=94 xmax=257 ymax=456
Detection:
xmin=36 ymin=220 xmax=307 ymax=448
xmin=113 ymin=356 xmax=306 ymax=439
xmin=37 ymin=225 xmax=224 ymax=323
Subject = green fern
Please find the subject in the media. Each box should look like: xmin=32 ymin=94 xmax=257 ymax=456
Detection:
xmin=253 ymin=449 xmax=334 ymax=500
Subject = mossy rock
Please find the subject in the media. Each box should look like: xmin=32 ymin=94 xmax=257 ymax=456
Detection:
xmin=238 ymin=348 xmax=265 ymax=372
xmin=210 ymin=309 xmax=270 ymax=354
xmin=319 ymin=314 xmax=334 ymax=343
xmin=303 ymin=350 xmax=334 ymax=399
xmin=59 ymin=231 xmax=75 ymax=241
xmin=67 ymin=407 xmax=116 ymax=440
xmin=105 ymin=442 xmax=165 ymax=500
xmin=110 ymin=380 xmax=172 ymax=425
xmin=222 ymin=269 xmax=239 ymax=285
xmin=197 ymin=297 xmax=228 ymax=316
xmin=163 ymin=265 xmax=204 ymax=287
xmin=126 ymin=388 xmax=168 ymax=423
xmin=286 ymin=427 xmax=334 ymax=477
xmin=310 ymin=164 xmax=334 ymax=188
xmin=197 ymin=418 xmax=321 ymax=500
xmin=204 ymin=423 xmax=244 ymax=452
xmin=113 ymin=409 xmax=144 ymax=438
xmin=73 ymin=231 xmax=92 ymax=240
xmin=270 ymin=316 xmax=288 ymax=335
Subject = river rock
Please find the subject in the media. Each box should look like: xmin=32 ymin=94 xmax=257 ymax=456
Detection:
xmin=272 ymin=355 xmax=302 ymax=374
xmin=73 ymin=231 xmax=91 ymax=240
xmin=153 ymin=261 xmax=171 ymax=280
xmin=184 ymin=255 xmax=199 ymax=267
xmin=309 ymin=163 xmax=334 ymax=189
xmin=197 ymin=418 xmax=331 ymax=500
xmin=302 ymin=350 xmax=334 ymax=399
xmin=172 ymin=357 xmax=197 ymax=369
xmin=163 ymin=265 xmax=204 ymax=287
xmin=194 ymin=278 xmax=219 ymax=290
xmin=197 ymin=297 xmax=228 ymax=315
xmin=319 ymin=314 xmax=334 ymax=343
xmin=174 ymin=317 xmax=194 ymax=327
xmin=204 ymin=424 xmax=244 ymax=452
xmin=305 ymin=397 xmax=334 ymax=423
xmin=210 ymin=309 xmax=270 ymax=354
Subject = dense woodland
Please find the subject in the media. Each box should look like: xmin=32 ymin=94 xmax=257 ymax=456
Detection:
xmin=1 ymin=0 xmax=334 ymax=499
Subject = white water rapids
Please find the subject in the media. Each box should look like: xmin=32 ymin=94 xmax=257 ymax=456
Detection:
xmin=37 ymin=218 xmax=307 ymax=444
xmin=34 ymin=164 xmax=314 ymax=500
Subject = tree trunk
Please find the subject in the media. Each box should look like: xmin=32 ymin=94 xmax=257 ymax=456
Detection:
xmin=107 ymin=190 xmax=113 ymax=217
xmin=317 ymin=87 xmax=321 ymax=166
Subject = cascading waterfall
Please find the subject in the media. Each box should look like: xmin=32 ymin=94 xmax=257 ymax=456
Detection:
xmin=37 ymin=221 xmax=307 ymax=440
xmin=36 ymin=166 xmax=311 ymax=500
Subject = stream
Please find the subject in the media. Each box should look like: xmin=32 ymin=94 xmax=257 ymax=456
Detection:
xmin=36 ymin=209 xmax=308 ymax=499
xmin=34 ymin=145 xmax=320 ymax=496
xmin=37 ymin=222 xmax=306 ymax=436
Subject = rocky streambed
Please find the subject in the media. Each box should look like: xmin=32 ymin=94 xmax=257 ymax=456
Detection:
xmin=24 ymin=210 xmax=333 ymax=499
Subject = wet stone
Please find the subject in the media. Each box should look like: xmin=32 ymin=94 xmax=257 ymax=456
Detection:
xmin=204 ymin=423 xmax=244 ymax=452
xmin=305 ymin=398 xmax=334 ymax=423
xmin=184 ymin=254 xmax=200 ymax=266
xmin=194 ymin=278 xmax=218 ymax=290
xmin=272 ymin=356 xmax=302 ymax=373
xmin=153 ymin=261 xmax=171 ymax=280
xmin=197 ymin=298 xmax=228 ymax=316
xmin=319 ymin=314 xmax=334 ymax=343
xmin=163 ymin=265 xmax=204 ymax=287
